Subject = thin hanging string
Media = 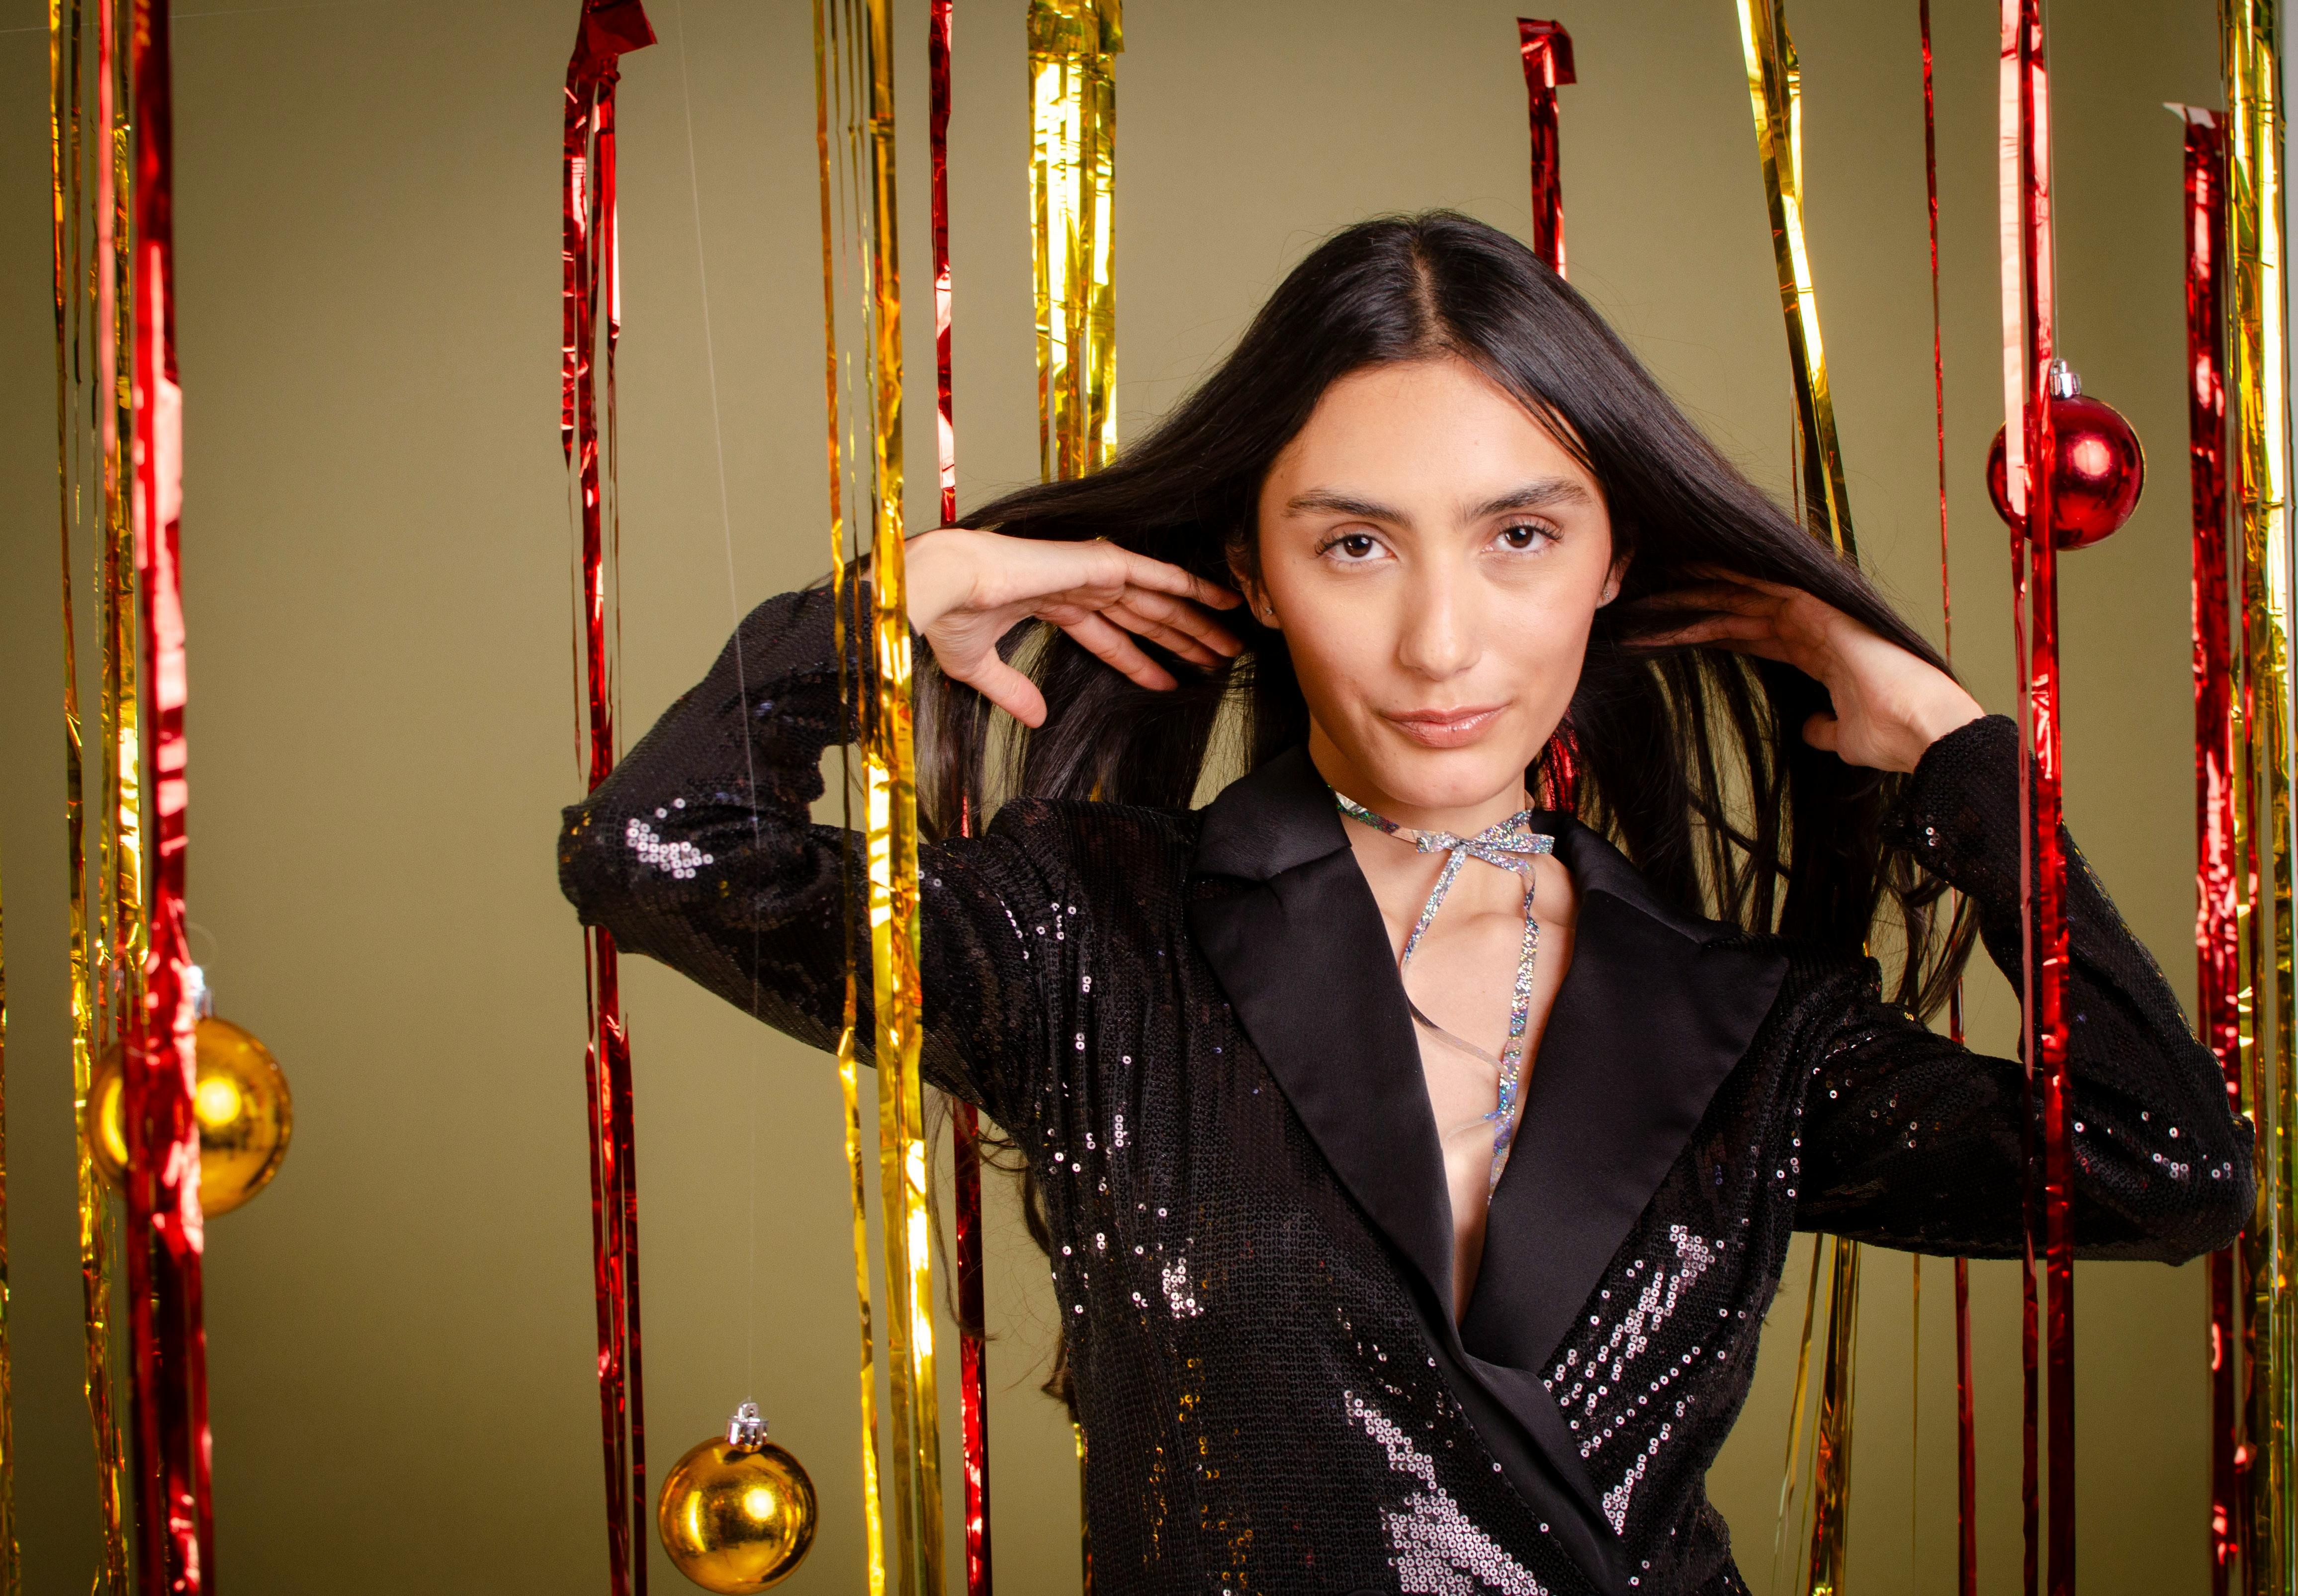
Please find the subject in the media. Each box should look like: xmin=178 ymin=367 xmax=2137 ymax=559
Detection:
xmin=672 ymin=0 xmax=765 ymax=1397
xmin=1332 ymin=789 xmax=1553 ymax=1192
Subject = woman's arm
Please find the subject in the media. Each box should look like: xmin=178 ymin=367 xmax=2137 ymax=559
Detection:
xmin=1647 ymin=573 xmax=2251 ymax=1260
xmin=558 ymin=585 xmax=1064 ymax=1126
xmin=557 ymin=534 xmax=1239 ymax=1131
xmin=1793 ymin=715 xmax=2252 ymax=1260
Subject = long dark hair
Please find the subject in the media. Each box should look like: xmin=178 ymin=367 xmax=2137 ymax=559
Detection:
xmin=921 ymin=210 xmax=1969 ymax=1008
xmin=924 ymin=211 xmax=1974 ymax=1403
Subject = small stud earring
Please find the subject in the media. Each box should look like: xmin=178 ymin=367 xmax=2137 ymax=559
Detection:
xmin=1261 ymin=605 xmax=1275 ymax=618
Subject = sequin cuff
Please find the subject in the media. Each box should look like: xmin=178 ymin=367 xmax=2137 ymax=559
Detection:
xmin=1881 ymin=712 xmax=2022 ymax=900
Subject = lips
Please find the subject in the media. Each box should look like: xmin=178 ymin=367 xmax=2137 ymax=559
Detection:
xmin=1381 ymin=704 xmax=1507 ymax=750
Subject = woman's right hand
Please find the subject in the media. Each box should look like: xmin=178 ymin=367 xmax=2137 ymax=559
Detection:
xmin=903 ymin=528 xmax=1244 ymax=727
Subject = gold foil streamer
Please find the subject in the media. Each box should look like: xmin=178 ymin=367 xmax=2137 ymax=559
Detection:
xmin=1029 ymin=0 xmax=1120 ymax=482
xmin=1031 ymin=5 xmax=1119 ymax=1570
xmin=2223 ymin=1 xmax=2295 ymax=1585
xmin=818 ymin=1 xmax=943 ymax=1589
xmin=1740 ymin=11 xmax=1863 ymax=1573
xmin=839 ymin=1028 xmax=889 ymax=1596
xmin=1806 ymin=1236 xmax=1861 ymax=1596
xmin=50 ymin=1 xmax=132 ymax=1584
xmin=814 ymin=1 xmax=888 ymax=1588
xmin=1769 ymin=1233 xmax=1823 ymax=1593
xmin=1735 ymin=0 xmax=1856 ymax=558
xmin=1074 ymin=1421 xmax=1092 ymax=1594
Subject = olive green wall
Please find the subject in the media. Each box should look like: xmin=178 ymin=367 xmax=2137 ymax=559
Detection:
xmin=0 ymin=0 xmax=2230 ymax=1590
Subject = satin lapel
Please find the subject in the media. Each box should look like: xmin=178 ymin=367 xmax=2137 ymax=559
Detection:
xmin=1460 ymin=824 xmax=1788 ymax=1377
xmin=1186 ymin=850 xmax=1457 ymax=1316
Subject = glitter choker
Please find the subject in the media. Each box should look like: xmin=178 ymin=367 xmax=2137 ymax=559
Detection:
xmin=1333 ymin=790 xmax=1556 ymax=1195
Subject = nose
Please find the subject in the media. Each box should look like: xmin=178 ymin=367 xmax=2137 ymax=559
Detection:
xmin=1395 ymin=559 xmax=1481 ymax=681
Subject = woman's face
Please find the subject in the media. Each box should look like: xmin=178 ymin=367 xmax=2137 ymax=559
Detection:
xmin=1245 ymin=356 xmax=1621 ymax=824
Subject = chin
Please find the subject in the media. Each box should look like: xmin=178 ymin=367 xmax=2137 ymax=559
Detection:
xmin=1372 ymin=745 xmax=1538 ymax=811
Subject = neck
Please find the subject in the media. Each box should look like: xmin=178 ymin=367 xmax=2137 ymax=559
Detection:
xmin=1306 ymin=723 xmax=1533 ymax=840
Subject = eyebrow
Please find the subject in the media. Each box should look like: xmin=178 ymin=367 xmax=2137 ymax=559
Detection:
xmin=1283 ymin=478 xmax=1594 ymax=526
xmin=1467 ymin=479 xmax=1596 ymax=518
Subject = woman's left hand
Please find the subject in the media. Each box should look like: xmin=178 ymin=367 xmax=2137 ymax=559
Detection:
xmin=1641 ymin=574 xmax=1984 ymax=774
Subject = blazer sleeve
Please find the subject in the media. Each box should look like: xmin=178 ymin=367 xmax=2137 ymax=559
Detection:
xmin=556 ymin=585 xmax=1070 ymax=1140
xmin=1793 ymin=715 xmax=2255 ymax=1263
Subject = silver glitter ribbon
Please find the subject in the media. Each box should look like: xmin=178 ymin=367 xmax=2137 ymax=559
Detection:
xmin=1334 ymin=791 xmax=1555 ymax=1194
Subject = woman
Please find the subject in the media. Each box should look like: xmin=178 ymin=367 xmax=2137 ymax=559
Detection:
xmin=559 ymin=213 xmax=2248 ymax=1595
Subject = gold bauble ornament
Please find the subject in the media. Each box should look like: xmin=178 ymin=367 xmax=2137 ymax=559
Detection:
xmin=657 ymin=1404 xmax=817 ymax=1593
xmin=88 ymin=1011 xmax=292 ymax=1217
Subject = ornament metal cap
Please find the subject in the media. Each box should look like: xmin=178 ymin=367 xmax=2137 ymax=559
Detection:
xmin=2047 ymin=358 xmax=2081 ymax=400
xmin=185 ymin=963 xmax=216 ymax=1019
xmin=725 ymin=1401 xmax=769 ymax=1451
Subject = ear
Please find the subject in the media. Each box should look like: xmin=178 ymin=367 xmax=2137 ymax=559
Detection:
xmin=1228 ymin=553 xmax=1278 ymax=629
xmin=1598 ymin=548 xmax=1633 ymax=607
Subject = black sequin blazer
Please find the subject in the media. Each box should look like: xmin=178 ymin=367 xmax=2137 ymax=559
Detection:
xmin=559 ymin=587 xmax=2251 ymax=1596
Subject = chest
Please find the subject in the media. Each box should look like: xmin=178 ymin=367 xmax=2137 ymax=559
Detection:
xmin=1364 ymin=862 xmax=1579 ymax=1314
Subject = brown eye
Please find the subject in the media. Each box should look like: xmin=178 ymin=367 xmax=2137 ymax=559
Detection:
xmin=1496 ymin=523 xmax=1553 ymax=552
xmin=1334 ymin=534 xmax=1380 ymax=559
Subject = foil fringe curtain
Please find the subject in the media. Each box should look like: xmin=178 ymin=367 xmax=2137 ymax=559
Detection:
xmin=2175 ymin=101 xmax=2243 ymax=1595
xmin=865 ymin=0 xmax=945 ymax=1579
xmin=818 ymin=4 xmax=945 ymax=1592
xmin=1518 ymin=15 xmax=1580 ymax=814
xmin=1030 ymin=0 xmax=1120 ymax=483
xmin=562 ymin=6 xmax=655 ymax=1594
xmin=1516 ymin=18 xmax=1574 ymax=279
xmin=1738 ymin=12 xmax=1862 ymax=1591
xmin=1997 ymin=1 xmax=2076 ymax=1589
xmin=49 ymin=1 xmax=135 ymax=1583
xmin=1031 ymin=7 xmax=1120 ymax=1584
xmin=1736 ymin=0 xmax=1856 ymax=561
xmin=2221 ymin=1 xmax=2296 ymax=1590
xmin=121 ymin=0 xmax=213 ymax=1587
xmin=1917 ymin=4 xmax=1981 ymax=1586
xmin=1807 ymin=1238 xmax=1861 ymax=1596
xmin=928 ymin=5 xmax=996 ymax=1595
xmin=814 ymin=1 xmax=890 ymax=1589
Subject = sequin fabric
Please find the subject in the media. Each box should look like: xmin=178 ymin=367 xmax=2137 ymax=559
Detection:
xmin=559 ymin=589 xmax=2252 ymax=1596
xmin=1333 ymin=792 xmax=1556 ymax=1194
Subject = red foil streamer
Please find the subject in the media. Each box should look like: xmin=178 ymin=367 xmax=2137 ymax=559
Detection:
xmin=935 ymin=18 xmax=993 ymax=1586
xmin=1538 ymin=728 xmax=1580 ymax=814
xmin=123 ymin=2 xmax=213 ymax=1589
xmin=1954 ymin=1254 xmax=1978 ymax=1596
xmin=2001 ymin=1 xmax=2073 ymax=1587
xmin=1516 ymin=18 xmax=1574 ymax=277
xmin=1921 ymin=13 xmax=1977 ymax=1587
xmin=1921 ymin=0 xmax=1950 ymax=661
xmin=931 ymin=0 xmax=958 ymax=529
xmin=952 ymin=1099 xmax=990 ymax=1596
xmin=563 ymin=6 xmax=654 ymax=1594
xmin=2180 ymin=107 xmax=2240 ymax=1591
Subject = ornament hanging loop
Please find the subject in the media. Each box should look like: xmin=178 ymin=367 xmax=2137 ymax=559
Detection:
xmin=726 ymin=1403 xmax=769 ymax=1451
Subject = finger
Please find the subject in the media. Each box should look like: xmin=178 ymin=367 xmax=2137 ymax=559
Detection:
xmin=1802 ymin=710 xmax=1841 ymax=752
xmin=1114 ymin=587 xmax=1246 ymax=656
xmin=1110 ymin=547 xmax=1245 ymax=610
xmin=1110 ymin=595 xmax=1242 ymax=664
xmin=1639 ymin=613 xmax=1775 ymax=648
xmin=1063 ymin=611 xmax=1181 ymax=692
xmin=1108 ymin=604 xmax=1227 ymax=668
xmin=955 ymin=653 xmax=1051 ymax=728
xmin=1639 ymin=620 xmax=1800 ymax=669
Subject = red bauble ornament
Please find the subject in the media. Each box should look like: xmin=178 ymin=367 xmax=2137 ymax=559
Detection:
xmin=1986 ymin=361 xmax=2146 ymax=548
